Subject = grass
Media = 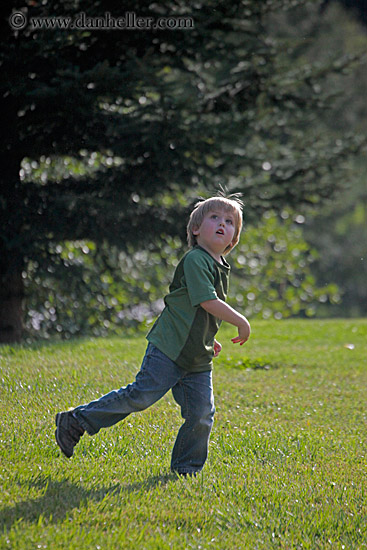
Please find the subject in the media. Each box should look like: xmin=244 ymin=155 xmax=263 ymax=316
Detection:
xmin=0 ymin=319 xmax=366 ymax=549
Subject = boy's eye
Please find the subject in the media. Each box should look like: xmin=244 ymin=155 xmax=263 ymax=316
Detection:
xmin=226 ymin=219 xmax=233 ymax=225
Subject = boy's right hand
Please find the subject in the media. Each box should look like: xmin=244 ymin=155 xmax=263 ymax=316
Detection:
xmin=231 ymin=321 xmax=251 ymax=346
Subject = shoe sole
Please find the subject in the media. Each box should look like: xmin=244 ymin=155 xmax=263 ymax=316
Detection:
xmin=55 ymin=413 xmax=72 ymax=458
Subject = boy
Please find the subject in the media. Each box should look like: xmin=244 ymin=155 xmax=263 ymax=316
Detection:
xmin=55 ymin=193 xmax=251 ymax=476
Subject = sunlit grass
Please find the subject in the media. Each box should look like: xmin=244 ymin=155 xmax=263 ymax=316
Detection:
xmin=1 ymin=319 xmax=366 ymax=549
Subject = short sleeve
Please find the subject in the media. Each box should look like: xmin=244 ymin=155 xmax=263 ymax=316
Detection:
xmin=183 ymin=252 xmax=218 ymax=307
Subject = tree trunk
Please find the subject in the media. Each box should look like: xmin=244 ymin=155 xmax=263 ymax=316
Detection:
xmin=0 ymin=149 xmax=27 ymax=344
xmin=0 ymin=269 xmax=24 ymax=344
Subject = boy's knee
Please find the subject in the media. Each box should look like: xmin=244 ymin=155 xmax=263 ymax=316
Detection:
xmin=195 ymin=403 xmax=215 ymax=427
xmin=123 ymin=382 xmax=167 ymax=412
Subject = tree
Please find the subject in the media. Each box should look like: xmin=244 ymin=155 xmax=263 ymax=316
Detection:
xmin=265 ymin=1 xmax=367 ymax=316
xmin=1 ymin=0 xmax=365 ymax=342
xmin=321 ymin=0 xmax=367 ymax=26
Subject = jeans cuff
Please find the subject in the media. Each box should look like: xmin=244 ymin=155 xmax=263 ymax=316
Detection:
xmin=73 ymin=411 xmax=96 ymax=436
xmin=171 ymin=468 xmax=201 ymax=476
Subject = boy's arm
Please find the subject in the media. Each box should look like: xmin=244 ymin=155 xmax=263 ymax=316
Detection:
xmin=200 ymin=298 xmax=251 ymax=345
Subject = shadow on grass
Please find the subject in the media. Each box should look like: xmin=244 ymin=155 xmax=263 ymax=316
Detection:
xmin=0 ymin=472 xmax=178 ymax=531
xmin=220 ymin=357 xmax=282 ymax=370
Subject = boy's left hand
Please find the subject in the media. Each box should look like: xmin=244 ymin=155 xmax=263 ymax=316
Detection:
xmin=214 ymin=340 xmax=222 ymax=357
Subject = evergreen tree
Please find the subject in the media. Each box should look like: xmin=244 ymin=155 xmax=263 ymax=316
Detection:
xmin=1 ymin=0 xmax=364 ymax=342
xmin=267 ymin=1 xmax=367 ymax=316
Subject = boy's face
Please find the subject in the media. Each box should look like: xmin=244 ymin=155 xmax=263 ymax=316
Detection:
xmin=193 ymin=209 xmax=236 ymax=259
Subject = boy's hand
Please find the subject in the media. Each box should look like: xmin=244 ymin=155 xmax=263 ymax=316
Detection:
xmin=214 ymin=339 xmax=222 ymax=357
xmin=200 ymin=298 xmax=251 ymax=347
xmin=231 ymin=321 xmax=251 ymax=346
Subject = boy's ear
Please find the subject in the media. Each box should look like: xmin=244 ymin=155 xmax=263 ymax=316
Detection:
xmin=192 ymin=225 xmax=200 ymax=236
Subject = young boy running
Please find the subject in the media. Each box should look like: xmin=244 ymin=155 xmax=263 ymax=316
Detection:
xmin=55 ymin=194 xmax=251 ymax=476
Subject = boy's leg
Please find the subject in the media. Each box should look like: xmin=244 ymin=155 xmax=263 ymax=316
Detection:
xmin=56 ymin=344 xmax=183 ymax=457
xmin=170 ymin=370 xmax=215 ymax=476
xmin=73 ymin=344 xmax=183 ymax=435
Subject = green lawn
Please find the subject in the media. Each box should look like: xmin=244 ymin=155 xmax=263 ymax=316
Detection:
xmin=0 ymin=319 xmax=366 ymax=549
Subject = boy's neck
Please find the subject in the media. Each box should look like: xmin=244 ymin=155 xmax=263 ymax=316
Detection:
xmin=197 ymin=243 xmax=224 ymax=264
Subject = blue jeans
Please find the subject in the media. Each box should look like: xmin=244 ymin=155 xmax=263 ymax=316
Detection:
xmin=73 ymin=343 xmax=215 ymax=475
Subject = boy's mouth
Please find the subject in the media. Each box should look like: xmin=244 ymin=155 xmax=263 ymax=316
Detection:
xmin=216 ymin=229 xmax=224 ymax=235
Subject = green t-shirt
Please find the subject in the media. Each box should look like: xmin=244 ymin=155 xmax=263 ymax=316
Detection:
xmin=147 ymin=245 xmax=230 ymax=372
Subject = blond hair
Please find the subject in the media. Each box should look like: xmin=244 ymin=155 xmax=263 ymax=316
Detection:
xmin=187 ymin=194 xmax=243 ymax=255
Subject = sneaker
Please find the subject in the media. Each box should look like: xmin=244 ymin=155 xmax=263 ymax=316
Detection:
xmin=55 ymin=411 xmax=85 ymax=458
